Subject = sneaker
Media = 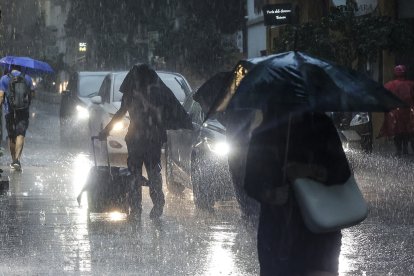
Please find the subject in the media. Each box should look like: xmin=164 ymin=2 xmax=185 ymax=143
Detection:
xmin=11 ymin=161 xmax=21 ymax=171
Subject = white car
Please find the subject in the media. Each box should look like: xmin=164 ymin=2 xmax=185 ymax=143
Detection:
xmin=88 ymin=71 xmax=192 ymax=166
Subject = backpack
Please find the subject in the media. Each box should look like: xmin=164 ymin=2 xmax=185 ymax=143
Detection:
xmin=7 ymin=73 xmax=31 ymax=110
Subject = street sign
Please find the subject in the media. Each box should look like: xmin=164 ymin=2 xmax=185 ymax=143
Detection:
xmin=263 ymin=3 xmax=293 ymax=26
xmin=332 ymin=0 xmax=378 ymax=16
xmin=262 ymin=4 xmax=294 ymax=26
xmin=79 ymin=42 xmax=87 ymax=52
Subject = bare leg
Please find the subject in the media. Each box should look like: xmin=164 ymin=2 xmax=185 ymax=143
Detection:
xmin=8 ymin=137 xmax=16 ymax=162
xmin=15 ymin=135 xmax=25 ymax=161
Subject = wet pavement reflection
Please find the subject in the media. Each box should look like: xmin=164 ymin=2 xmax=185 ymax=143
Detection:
xmin=0 ymin=100 xmax=413 ymax=275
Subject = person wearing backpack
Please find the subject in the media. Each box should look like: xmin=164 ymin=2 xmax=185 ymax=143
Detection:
xmin=0 ymin=65 xmax=34 ymax=171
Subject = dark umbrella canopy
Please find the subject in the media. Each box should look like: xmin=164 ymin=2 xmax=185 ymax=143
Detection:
xmin=206 ymin=51 xmax=406 ymax=117
xmin=193 ymin=71 xmax=232 ymax=114
xmin=0 ymin=56 xmax=54 ymax=74
xmin=120 ymin=64 xmax=192 ymax=131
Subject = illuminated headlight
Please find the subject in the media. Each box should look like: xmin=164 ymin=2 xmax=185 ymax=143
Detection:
xmin=110 ymin=120 xmax=128 ymax=133
xmin=206 ymin=140 xmax=231 ymax=156
xmin=350 ymin=112 xmax=369 ymax=126
xmin=76 ymin=105 xmax=89 ymax=120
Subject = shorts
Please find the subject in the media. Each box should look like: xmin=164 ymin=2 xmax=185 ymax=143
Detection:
xmin=5 ymin=109 xmax=30 ymax=138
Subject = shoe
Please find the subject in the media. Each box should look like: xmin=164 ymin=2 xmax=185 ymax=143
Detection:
xmin=12 ymin=161 xmax=21 ymax=171
xmin=149 ymin=205 xmax=163 ymax=219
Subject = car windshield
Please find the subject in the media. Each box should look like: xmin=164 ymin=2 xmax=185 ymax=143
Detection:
xmin=78 ymin=75 xmax=107 ymax=97
xmin=158 ymin=72 xmax=190 ymax=103
xmin=113 ymin=72 xmax=128 ymax=102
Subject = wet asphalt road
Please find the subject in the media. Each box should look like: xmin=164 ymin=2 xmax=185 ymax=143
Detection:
xmin=0 ymin=100 xmax=413 ymax=275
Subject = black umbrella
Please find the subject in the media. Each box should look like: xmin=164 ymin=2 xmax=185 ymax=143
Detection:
xmin=193 ymin=71 xmax=232 ymax=114
xmin=206 ymin=51 xmax=406 ymax=118
xmin=120 ymin=64 xmax=192 ymax=130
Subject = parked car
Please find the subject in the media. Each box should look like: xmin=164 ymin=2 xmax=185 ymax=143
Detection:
xmin=59 ymin=71 xmax=109 ymax=143
xmin=166 ymin=92 xmax=235 ymax=210
xmin=88 ymin=71 xmax=191 ymax=166
xmin=329 ymin=112 xmax=373 ymax=153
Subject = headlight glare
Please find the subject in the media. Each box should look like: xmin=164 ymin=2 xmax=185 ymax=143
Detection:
xmin=207 ymin=140 xmax=231 ymax=156
xmin=112 ymin=121 xmax=125 ymax=132
xmin=76 ymin=105 xmax=89 ymax=119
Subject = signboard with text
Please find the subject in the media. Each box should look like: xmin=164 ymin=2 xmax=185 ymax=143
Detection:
xmin=262 ymin=4 xmax=294 ymax=26
xmin=332 ymin=0 xmax=378 ymax=16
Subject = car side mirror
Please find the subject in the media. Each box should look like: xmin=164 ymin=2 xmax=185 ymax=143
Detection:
xmin=90 ymin=95 xmax=102 ymax=104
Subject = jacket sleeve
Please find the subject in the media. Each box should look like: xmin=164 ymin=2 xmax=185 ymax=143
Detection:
xmin=244 ymin=129 xmax=284 ymax=203
xmin=102 ymin=93 xmax=129 ymax=134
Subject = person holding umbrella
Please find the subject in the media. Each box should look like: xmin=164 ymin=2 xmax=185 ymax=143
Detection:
xmin=198 ymin=51 xmax=406 ymax=275
xmin=0 ymin=64 xmax=34 ymax=171
xmin=245 ymin=108 xmax=350 ymax=276
xmin=99 ymin=63 xmax=192 ymax=219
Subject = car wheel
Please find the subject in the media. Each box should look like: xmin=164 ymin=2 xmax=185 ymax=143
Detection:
xmin=165 ymin=143 xmax=185 ymax=195
xmin=191 ymin=151 xmax=214 ymax=210
xmin=360 ymin=134 xmax=373 ymax=153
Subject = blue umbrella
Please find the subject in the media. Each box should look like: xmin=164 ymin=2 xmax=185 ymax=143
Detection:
xmin=0 ymin=56 xmax=54 ymax=74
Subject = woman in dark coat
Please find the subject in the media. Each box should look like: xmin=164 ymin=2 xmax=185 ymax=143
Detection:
xmin=244 ymin=108 xmax=351 ymax=276
xmin=100 ymin=64 xmax=192 ymax=219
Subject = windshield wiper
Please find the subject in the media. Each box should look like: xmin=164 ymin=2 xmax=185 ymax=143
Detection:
xmin=174 ymin=77 xmax=190 ymax=95
xmin=87 ymin=92 xmax=99 ymax=98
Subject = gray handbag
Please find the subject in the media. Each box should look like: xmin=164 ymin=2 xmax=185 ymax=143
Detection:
xmin=293 ymin=175 xmax=368 ymax=233
xmin=283 ymin=115 xmax=368 ymax=234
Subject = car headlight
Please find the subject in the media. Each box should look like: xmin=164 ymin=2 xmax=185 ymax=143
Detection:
xmin=206 ymin=139 xmax=231 ymax=156
xmin=350 ymin=112 xmax=370 ymax=126
xmin=76 ymin=105 xmax=89 ymax=120
xmin=110 ymin=119 xmax=129 ymax=133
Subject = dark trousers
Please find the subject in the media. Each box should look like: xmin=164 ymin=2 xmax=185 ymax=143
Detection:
xmin=394 ymin=133 xmax=409 ymax=155
xmin=257 ymin=204 xmax=341 ymax=276
xmin=127 ymin=141 xmax=165 ymax=210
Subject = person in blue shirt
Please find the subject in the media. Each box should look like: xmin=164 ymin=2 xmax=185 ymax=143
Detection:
xmin=0 ymin=65 xmax=34 ymax=171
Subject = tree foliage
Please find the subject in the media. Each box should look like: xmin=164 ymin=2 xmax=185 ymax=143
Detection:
xmin=65 ymin=0 xmax=245 ymax=77
xmin=154 ymin=0 xmax=245 ymax=77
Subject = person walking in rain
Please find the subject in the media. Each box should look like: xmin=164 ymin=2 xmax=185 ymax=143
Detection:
xmin=244 ymin=108 xmax=351 ymax=276
xmin=379 ymin=65 xmax=414 ymax=156
xmin=0 ymin=65 xmax=34 ymax=171
xmin=99 ymin=64 xmax=192 ymax=219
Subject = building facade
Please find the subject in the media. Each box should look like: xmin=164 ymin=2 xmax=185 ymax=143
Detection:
xmin=246 ymin=0 xmax=414 ymax=141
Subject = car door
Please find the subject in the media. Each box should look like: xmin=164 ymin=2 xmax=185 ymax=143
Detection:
xmin=174 ymin=96 xmax=204 ymax=175
xmin=89 ymin=75 xmax=112 ymax=137
xmin=60 ymin=73 xmax=78 ymax=119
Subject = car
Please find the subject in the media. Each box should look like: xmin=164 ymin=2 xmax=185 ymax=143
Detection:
xmin=88 ymin=70 xmax=191 ymax=166
xmin=329 ymin=112 xmax=373 ymax=153
xmin=59 ymin=71 xmax=109 ymax=143
xmin=165 ymin=92 xmax=235 ymax=210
